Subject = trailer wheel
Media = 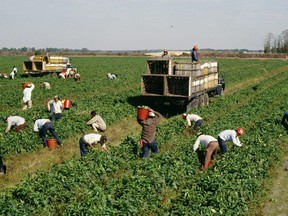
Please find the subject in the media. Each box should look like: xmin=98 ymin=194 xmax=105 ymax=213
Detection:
xmin=204 ymin=93 xmax=209 ymax=106
xmin=186 ymin=98 xmax=199 ymax=112
xmin=199 ymin=95 xmax=205 ymax=108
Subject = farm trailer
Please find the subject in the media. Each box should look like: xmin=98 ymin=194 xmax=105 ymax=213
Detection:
xmin=22 ymin=56 xmax=77 ymax=76
xmin=140 ymin=58 xmax=224 ymax=113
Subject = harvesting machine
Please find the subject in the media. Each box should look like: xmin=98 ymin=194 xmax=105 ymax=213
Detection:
xmin=22 ymin=56 xmax=77 ymax=76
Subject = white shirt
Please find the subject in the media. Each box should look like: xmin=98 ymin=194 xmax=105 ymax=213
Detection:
xmin=6 ymin=116 xmax=25 ymax=132
xmin=33 ymin=119 xmax=51 ymax=132
xmin=52 ymin=100 xmax=62 ymax=114
xmin=218 ymin=130 xmax=242 ymax=147
xmin=43 ymin=82 xmax=50 ymax=89
xmin=193 ymin=134 xmax=218 ymax=152
xmin=13 ymin=67 xmax=17 ymax=73
xmin=9 ymin=71 xmax=15 ymax=79
xmin=186 ymin=114 xmax=202 ymax=126
xmin=22 ymin=84 xmax=35 ymax=103
xmin=83 ymin=133 xmax=101 ymax=144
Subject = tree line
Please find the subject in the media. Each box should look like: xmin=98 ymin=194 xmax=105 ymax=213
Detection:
xmin=264 ymin=29 xmax=288 ymax=53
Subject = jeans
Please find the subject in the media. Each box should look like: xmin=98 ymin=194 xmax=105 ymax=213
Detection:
xmin=79 ymin=137 xmax=88 ymax=157
xmin=194 ymin=119 xmax=203 ymax=131
xmin=217 ymin=136 xmax=227 ymax=154
xmin=142 ymin=140 xmax=158 ymax=158
xmin=51 ymin=113 xmax=62 ymax=121
xmin=40 ymin=122 xmax=62 ymax=147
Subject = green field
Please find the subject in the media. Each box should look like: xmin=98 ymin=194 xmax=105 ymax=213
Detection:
xmin=0 ymin=56 xmax=288 ymax=215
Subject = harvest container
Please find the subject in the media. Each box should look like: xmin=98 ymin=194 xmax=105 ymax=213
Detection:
xmin=22 ymin=82 xmax=29 ymax=89
xmin=137 ymin=107 xmax=149 ymax=120
xmin=47 ymin=138 xmax=57 ymax=149
xmin=63 ymin=99 xmax=72 ymax=109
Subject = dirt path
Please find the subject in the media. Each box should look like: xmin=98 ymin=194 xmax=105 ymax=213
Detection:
xmin=262 ymin=155 xmax=288 ymax=216
xmin=0 ymin=117 xmax=141 ymax=190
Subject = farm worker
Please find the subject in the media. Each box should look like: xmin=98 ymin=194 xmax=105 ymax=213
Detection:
xmin=12 ymin=66 xmax=17 ymax=76
xmin=191 ymin=45 xmax=199 ymax=63
xmin=0 ymin=72 xmax=8 ymax=79
xmin=9 ymin=70 xmax=15 ymax=79
xmin=193 ymin=133 xmax=219 ymax=171
xmin=58 ymin=72 xmax=66 ymax=79
xmin=86 ymin=111 xmax=106 ymax=132
xmin=182 ymin=113 xmax=203 ymax=132
xmin=217 ymin=128 xmax=244 ymax=154
xmin=43 ymin=82 xmax=51 ymax=89
xmin=33 ymin=118 xmax=62 ymax=148
xmin=3 ymin=116 xmax=26 ymax=133
xmin=137 ymin=109 xmax=162 ymax=158
xmin=29 ymin=55 xmax=35 ymax=61
xmin=74 ymin=73 xmax=81 ymax=81
xmin=162 ymin=50 xmax=170 ymax=58
xmin=22 ymin=82 xmax=35 ymax=110
xmin=281 ymin=112 xmax=288 ymax=130
xmin=107 ymin=73 xmax=117 ymax=80
xmin=79 ymin=133 xmax=108 ymax=157
xmin=49 ymin=95 xmax=63 ymax=121
xmin=0 ymin=157 xmax=5 ymax=174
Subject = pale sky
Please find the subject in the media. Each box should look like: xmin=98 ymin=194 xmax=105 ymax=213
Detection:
xmin=0 ymin=0 xmax=287 ymax=51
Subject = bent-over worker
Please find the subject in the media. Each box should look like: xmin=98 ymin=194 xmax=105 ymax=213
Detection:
xmin=217 ymin=128 xmax=244 ymax=154
xmin=79 ymin=133 xmax=108 ymax=157
xmin=182 ymin=113 xmax=203 ymax=132
xmin=193 ymin=133 xmax=219 ymax=171
xmin=3 ymin=116 xmax=26 ymax=133
xmin=33 ymin=118 xmax=62 ymax=148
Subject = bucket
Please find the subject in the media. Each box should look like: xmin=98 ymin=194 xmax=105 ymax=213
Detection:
xmin=22 ymin=82 xmax=29 ymax=89
xmin=63 ymin=99 xmax=72 ymax=109
xmin=137 ymin=107 xmax=149 ymax=120
xmin=47 ymin=138 xmax=57 ymax=149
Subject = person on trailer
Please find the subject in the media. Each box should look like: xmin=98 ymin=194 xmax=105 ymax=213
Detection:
xmin=137 ymin=109 xmax=162 ymax=158
xmin=191 ymin=45 xmax=199 ymax=63
xmin=217 ymin=128 xmax=244 ymax=154
xmin=182 ymin=113 xmax=203 ymax=133
xmin=193 ymin=132 xmax=219 ymax=171
xmin=3 ymin=116 xmax=26 ymax=133
xmin=33 ymin=118 xmax=62 ymax=148
xmin=86 ymin=111 xmax=106 ymax=132
xmin=79 ymin=133 xmax=108 ymax=157
xmin=161 ymin=50 xmax=170 ymax=58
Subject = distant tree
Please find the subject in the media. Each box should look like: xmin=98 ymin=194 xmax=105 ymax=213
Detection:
xmin=34 ymin=50 xmax=41 ymax=56
xmin=281 ymin=29 xmax=288 ymax=53
xmin=264 ymin=33 xmax=274 ymax=53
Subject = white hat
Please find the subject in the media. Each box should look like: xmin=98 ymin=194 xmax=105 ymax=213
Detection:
xmin=148 ymin=112 xmax=155 ymax=117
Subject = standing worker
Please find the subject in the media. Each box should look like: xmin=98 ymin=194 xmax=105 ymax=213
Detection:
xmin=86 ymin=111 xmax=106 ymax=132
xmin=79 ymin=133 xmax=108 ymax=157
xmin=48 ymin=95 xmax=63 ymax=121
xmin=182 ymin=113 xmax=203 ymax=133
xmin=3 ymin=116 xmax=26 ymax=133
xmin=193 ymin=133 xmax=219 ymax=171
xmin=137 ymin=109 xmax=162 ymax=158
xmin=33 ymin=118 xmax=62 ymax=148
xmin=22 ymin=82 xmax=35 ymax=110
xmin=217 ymin=128 xmax=244 ymax=154
xmin=191 ymin=45 xmax=199 ymax=63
